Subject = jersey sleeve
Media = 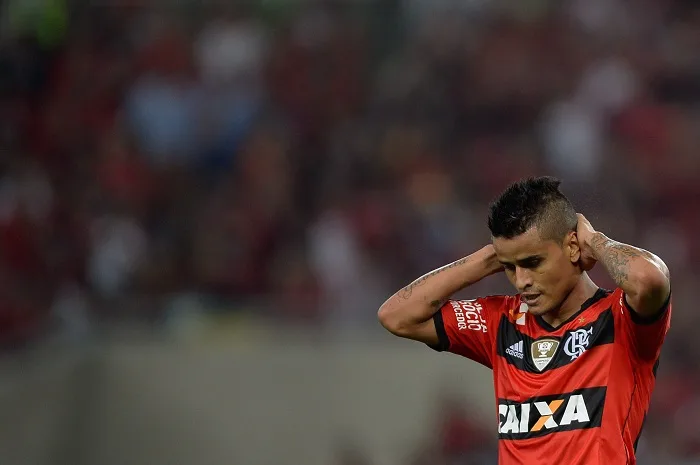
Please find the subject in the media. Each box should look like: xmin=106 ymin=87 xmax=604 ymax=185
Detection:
xmin=428 ymin=296 xmax=510 ymax=369
xmin=612 ymin=287 xmax=672 ymax=363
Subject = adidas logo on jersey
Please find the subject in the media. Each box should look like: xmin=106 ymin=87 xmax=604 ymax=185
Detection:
xmin=497 ymin=387 xmax=606 ymax=440
xmin=506 ymin=341 xmax=524 ymax=359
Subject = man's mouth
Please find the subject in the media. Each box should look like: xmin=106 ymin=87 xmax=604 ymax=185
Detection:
xmin=521 ymin=294 xmax=541 ymax=305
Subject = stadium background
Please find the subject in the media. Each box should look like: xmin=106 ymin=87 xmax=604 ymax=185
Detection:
xmin=0 ymin=0 xmax=699 ymax=464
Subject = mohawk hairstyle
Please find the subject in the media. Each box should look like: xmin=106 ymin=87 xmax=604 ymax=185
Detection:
xmin=487 ymin=176 xmax=577 ymax=241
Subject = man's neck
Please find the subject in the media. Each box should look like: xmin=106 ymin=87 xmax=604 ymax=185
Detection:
xmin=541 ymin=273 xmax=599 ymax=328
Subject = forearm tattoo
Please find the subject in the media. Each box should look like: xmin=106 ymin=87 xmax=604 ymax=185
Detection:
xmin=397 ymin=257 xmax=470 ymax=303
xmin=589 ymin=233 xmax=669 ymax=289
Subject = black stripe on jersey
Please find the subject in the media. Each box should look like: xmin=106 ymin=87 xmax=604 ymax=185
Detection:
xmin=429 ymin=310 xmax=450 ymax=352
xmin=496 ymin=308 xmax=615 ymax=374
xmin=624 ymin=290 xmax=671 ymax=325
xmin=498 ymin=386 xmax=607 ymax=440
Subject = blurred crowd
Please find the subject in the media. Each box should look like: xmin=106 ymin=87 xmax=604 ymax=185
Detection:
xmin=1 ymin=0 xmax=700 ymax=463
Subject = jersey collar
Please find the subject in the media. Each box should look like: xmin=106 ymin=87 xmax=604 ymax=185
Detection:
xmin=535 ymin=288 xmax=610 ymax=332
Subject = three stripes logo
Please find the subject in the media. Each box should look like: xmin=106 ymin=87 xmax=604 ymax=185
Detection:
xmin=506 ymin=340 xmax=524 ymax=359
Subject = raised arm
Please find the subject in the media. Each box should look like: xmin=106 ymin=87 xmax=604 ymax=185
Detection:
xmin=577 ymin=214 xmax=671 ymax=319
xmin=378 ymin=245 xmax=504 ymax=345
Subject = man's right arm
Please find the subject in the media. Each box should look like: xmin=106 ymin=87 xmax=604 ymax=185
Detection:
xmin=377 ymin=245 xmax=503 ymax=345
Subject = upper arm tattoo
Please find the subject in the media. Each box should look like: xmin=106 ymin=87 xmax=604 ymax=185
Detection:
xmin=589 ymin=233 xmax=670 ymax=290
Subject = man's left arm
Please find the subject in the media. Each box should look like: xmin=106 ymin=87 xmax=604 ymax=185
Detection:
xmin=578 ymin=214 xmax=671 ymax=319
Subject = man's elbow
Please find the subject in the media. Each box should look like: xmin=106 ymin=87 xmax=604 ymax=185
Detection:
xmin=378 ymin=304 xmax=415 ymax=338
xmin=378 ymin=305 xmax=401 ymax=335
xmin=641 ymin=269 xmax=670 ymax=300
xmin=638 ymin=257 xmax=670 ymax=295
xmin=628 ymin=267 xmax=671 ymax=315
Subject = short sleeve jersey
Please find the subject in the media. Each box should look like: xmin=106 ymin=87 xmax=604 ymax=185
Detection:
xmin=430 ymin=288 xmax=671 ymax=465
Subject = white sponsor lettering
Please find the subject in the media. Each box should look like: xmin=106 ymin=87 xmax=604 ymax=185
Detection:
xmin=450 ymin=300 xmax=487 ymax=333
xmin=533 ymin=402 xmax=559 ymax=429
xmin=498 ymin=395 xmax=591 ymax=434
xmin=560 ymin=394 xmax=590 ymax=425
xmin=519 ymin=403 xmax=530 ymax=432
xmin=500 ymin=404 xmax=519 ymax=434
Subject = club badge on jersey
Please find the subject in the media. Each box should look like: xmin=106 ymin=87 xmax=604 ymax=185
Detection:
xmin=564 ymin=328 xmax=593 ymax=360
xmin=531 ymin=339 xmax=559 ymax=371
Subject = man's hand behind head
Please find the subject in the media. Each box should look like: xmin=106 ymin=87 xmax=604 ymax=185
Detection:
xmin=576 ymin=213 xmax=597 ymax=271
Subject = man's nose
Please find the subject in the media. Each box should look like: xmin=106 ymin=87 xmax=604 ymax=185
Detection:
xmin=515 ymin=267 xmax=533 ymax=292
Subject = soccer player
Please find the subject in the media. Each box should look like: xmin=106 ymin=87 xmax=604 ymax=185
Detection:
xmin=378 ymin=177 xmax=671 ymax=465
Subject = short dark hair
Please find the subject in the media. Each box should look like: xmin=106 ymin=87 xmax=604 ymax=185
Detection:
xmin=487 ymin=176 xmax=577 ymax=241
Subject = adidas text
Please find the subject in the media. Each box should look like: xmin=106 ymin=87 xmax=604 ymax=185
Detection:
xmin=506 ymin=341 xmax=524 ymax=359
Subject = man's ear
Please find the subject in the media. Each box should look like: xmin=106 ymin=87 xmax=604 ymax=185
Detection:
xmin=566 ymin=230 xmax=581 ymax=264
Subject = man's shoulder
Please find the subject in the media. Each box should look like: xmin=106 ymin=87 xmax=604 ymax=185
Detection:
xmin=470 ymin=294 xmax=521 ymax=308
xmin=445 ymin=295 xmax=520 ymax=323
xmin=596 ymin=287 xmax=624 ymax=308
xmin=465 ymin=294 xmax=524 ymax=319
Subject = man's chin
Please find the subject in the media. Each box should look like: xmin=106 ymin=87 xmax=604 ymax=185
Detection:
xmin=525 ymin=302 xmax=550 ymax=316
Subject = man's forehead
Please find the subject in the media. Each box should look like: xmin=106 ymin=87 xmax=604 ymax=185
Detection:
xmin=492 ymin=227 xmax=553 ymax=258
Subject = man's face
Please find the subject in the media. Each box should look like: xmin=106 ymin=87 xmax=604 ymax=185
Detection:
xmin=492 ymin=226 xmax=580 ymax=316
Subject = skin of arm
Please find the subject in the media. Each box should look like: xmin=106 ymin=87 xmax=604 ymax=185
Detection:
xmin=577 ymin=213 xmax=671 ymax=318
xmin=377 ymin=245 xmax=504 ymax=345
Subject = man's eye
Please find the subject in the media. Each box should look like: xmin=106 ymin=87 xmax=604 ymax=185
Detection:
xmin=504 ymin=264 xmax=516 ymax=271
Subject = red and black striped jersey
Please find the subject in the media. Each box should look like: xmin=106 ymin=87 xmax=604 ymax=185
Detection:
xmin=430 ymin=287 xmax=671 ymax=465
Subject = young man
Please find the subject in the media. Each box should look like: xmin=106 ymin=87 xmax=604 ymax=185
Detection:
xmin=378 ymin=177 xmax=671 ymax=465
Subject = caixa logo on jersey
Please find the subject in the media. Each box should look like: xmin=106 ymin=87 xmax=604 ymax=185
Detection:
xmin=497 ymin=387 xmax=606 ymax=440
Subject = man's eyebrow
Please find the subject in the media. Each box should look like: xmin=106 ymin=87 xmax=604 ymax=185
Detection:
xmin=517 ymin=255 xmax=543 ymax=266
xmin=499 ymin=255 xmax=542 ymax=265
